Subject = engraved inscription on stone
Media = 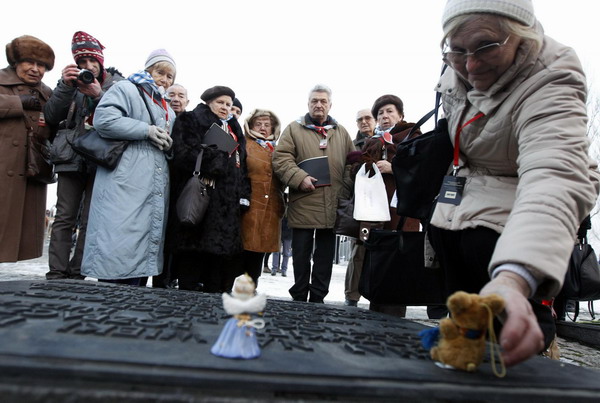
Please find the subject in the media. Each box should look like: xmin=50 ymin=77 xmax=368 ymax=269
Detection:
xmin=0 ymin=281 xmax=427 ymax=359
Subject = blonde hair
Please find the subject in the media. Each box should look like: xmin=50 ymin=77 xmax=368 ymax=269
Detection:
xmin=146 ymin=61 xmax=177 ymax=81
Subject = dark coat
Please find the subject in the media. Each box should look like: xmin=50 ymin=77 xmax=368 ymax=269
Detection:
xmin=0 ymin=67 xmax=53 ymax=262
xmin=44 ymin=68 xmax=124 ymax=173
xmin=356 ymin=121 xmax=421 ymax=232
xmin=169 ymin=103 xmax=251 ymax=256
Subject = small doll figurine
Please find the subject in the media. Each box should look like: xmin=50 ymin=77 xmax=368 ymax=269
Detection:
xmin=211 ymin=273 xmax=267 ymax=359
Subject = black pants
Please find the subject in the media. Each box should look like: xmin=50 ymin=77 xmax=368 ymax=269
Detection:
xmin=289 ymin=228 xmax=336 ymax=303
xmin=177 ymin=251 xmax=240 ymax=293
xmin=428 ymin=225 xmax=556 ymax=349
xmin=241 ymin=250 xmax=265 ymax=287
xmin=47 ymin=171 xmax=94 ymax=280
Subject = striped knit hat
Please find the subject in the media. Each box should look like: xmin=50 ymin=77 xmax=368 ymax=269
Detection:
xmin=71 ymin=31 xmax=105 ymax=67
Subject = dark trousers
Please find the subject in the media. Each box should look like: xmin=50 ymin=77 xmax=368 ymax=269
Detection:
xmin=241 ymin=250 xmax=265 ymax=287
xmin=428 ymin=225 xmax=556 ymax=349
xmin=289 ymin=228 xmax=336 ymax=303
xmin=47 ymin=171 xmax=94 ymax=279
xmin=177 ymin=251 xmax=240 ymax=293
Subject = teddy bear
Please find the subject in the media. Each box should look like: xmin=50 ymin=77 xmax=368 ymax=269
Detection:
xmin=421 ymin=291 xmax=505 ymax=373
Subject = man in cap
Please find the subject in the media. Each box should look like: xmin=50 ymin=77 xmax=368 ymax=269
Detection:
xmin=44 ymin=31 xmax=124 ymax=280
xmin=231 ymin=98 xmax=243 ymax=120
xmin=272 ymin=84 xmax=355 ymax=303
xmin=0 ymin=35 xmax=55 ymax=262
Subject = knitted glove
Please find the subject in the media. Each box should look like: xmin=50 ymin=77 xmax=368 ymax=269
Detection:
xmin=148 ymin=126 xmax=170 ymax=150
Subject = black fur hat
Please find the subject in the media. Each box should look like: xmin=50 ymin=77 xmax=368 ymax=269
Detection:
xmin=371 ymin=94 xmax=404 ymax=119
xmin=201 ymin=86 xmax=235 ymax=103
xmin=6 ymin=35 xmax=55 ymax=71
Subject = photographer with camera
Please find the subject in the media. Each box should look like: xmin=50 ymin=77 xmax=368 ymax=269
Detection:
xmin=44 ymin=31 xmax=123 ymax=281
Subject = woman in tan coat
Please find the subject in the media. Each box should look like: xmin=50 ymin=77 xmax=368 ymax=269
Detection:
xmin=240 ymin=109 xmax=285 ymax=286
xmin=0 ymin=35 xmax=55 ymax=262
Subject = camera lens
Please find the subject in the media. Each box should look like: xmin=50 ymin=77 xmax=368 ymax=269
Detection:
xmin=78 ymin=69 xmax=95 ymax=85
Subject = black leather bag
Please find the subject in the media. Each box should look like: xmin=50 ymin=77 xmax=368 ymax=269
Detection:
xmin=563 ymin=242 xmax=600 ymax=301
xmin=176 ymin=149 xmax=210 ymax=226
xmin=49 ymin=98 xmax=77 ymax=164
xmin=70 ymin=129 xmax=128 ymax=169
xmin=26 ymin=131 xmax=56 ymax=184
xmin=359 ymin=229 xmax=446 ymax=305
xmin=334 ymin=196 xmax=360 ymax=238
xmin=559 ymin=216 xmax=600 ymax=302
xmin=392 ymin=90 xmax=453 ymax=220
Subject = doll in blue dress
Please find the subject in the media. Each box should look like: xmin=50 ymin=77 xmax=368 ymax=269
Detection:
xmin=211 ymin=273 xmax=267 ymax=359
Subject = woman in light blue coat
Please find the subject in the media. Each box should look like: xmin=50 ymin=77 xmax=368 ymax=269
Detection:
xmin=81 ymin=49 xmax=176 ymax=285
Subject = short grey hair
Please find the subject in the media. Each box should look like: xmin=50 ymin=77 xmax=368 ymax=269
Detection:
xmin=308 ymin=84 xmax=332 ymax=102
xmin=441 ymin=14 xmax=542 ymax=55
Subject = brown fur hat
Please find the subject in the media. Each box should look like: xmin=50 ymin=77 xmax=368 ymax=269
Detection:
xmin=371 ymin=94 xmax=404 ymax=119
xmin=6 ymin=35 xmax=55 ymax=71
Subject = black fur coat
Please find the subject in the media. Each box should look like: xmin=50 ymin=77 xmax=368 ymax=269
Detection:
xmin=168 ymin=103 xmax=251 ymax=255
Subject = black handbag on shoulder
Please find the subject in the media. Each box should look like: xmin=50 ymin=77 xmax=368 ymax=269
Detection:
xmin=70 ymin=85 xmax=154 ymax=169
xmin=176 ymin=148 xmax=210 ymax=227
xmin=334 ymin=195 xmax=360 ymax=238
xmin=359 ymin=228 xmax=445 ymax=305
xmin=561 ymin=216 xmax=600 ymax=302
xmin=392 ymin=66 xmax=452 ymax=221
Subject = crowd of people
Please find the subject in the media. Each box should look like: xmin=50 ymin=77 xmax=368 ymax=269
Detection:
xmin=1 ymin=0 xmax=598 ymax=367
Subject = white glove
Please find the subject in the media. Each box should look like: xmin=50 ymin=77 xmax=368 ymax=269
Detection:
xmin=148 ymin=126 xmax=172 ymax=151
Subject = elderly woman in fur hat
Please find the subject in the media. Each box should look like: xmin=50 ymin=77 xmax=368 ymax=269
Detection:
xmin=0 ymin=35 xmax=55 ymax=263
xmin=343 ymin=95 xmax=422 ymax=315
xmin=169 ymin=85 xmax=251 ymax=293
xmin=239 ymin=109 xmax=285 ymax=286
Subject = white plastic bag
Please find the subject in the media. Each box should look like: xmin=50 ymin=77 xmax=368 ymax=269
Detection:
xmin=353 ymin=163 xmax=391 ymax=222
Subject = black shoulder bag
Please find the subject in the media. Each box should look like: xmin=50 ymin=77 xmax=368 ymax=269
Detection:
xmin=176 ymin=148 xmax=210 ymax=226
xmin=70 ymin=85 xmax=154 ymax=169
xmin=358 ymin=218 xmax=446 ymax=305
xmin=392 ymin=66 xmax=453 ymax=221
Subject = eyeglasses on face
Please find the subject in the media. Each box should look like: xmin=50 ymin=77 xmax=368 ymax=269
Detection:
xmin=442 ymin=35 xmax=510 ymax=64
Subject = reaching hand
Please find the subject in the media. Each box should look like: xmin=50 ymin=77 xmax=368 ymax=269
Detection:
xmin=148 ymin=125 xmax=170 ymax=150
xmin=19 ymin=94 xmax=41 ymax=111
xmin=299 ymin=176 xmax=317 ymax=192
xmin=479 ymin=272 xmax=545 ymax=367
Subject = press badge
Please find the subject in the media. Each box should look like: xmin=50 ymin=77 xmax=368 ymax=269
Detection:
xmin=438 ymin=175 xmax=466 ymax=205
xmin=319 ymin=138 xmax=328 ymax=149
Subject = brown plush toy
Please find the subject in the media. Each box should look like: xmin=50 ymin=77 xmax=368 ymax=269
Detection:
xmin=427 ymin=291 xmax=505 ymax=374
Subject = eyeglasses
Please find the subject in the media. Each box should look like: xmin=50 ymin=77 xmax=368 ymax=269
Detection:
xmin=442 ymin=36 xmax=510 ymax=64
xmin=253 ymin=122 xmax=272 ymax=129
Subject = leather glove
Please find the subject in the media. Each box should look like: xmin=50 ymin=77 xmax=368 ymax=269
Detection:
xmin=19 ymin=94 xmax=41 ymax=111
xmin=148 ymin=126 xmax=170 ymax=151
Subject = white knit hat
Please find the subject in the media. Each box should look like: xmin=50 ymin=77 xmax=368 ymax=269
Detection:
xmin=144 ymin=48 xmax=176 ymax=70
xmin=442 ymin=0 xmax=535 ymax=29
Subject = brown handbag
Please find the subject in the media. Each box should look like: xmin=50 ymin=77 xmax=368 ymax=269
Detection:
xmin=176 ymin=148 xmax=210 ymax=226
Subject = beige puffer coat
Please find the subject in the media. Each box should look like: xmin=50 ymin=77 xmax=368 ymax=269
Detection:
xmin=431 ymin=27 xmax=600 ymax=298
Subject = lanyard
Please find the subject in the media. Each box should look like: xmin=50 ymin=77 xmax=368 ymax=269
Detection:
xmin=142 ymin=88 xmax=169 ymax=123
xmin=452 ymin=112 xmax=485 ymax=175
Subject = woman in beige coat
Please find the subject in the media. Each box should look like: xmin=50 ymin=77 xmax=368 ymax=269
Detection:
xmin=240 ymin=109 xmax=285 ymax=286
xmin=0 ymin=35 xmax=55 ymax=262
xmin=431 ymin=0 xmax=599 ymax=366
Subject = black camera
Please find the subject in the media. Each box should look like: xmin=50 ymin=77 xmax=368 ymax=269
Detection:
xmin=77 ymin=69 xmax=95 ymax=84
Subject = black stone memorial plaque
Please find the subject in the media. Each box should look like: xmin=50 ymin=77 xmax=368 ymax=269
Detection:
xmin=0 ymin=280 xmax=598 ymax=402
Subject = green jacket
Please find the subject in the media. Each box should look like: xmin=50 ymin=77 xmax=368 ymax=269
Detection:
xmin=273 ymin=115 xmax=354 ymax=229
